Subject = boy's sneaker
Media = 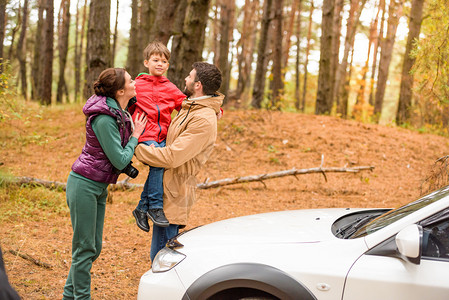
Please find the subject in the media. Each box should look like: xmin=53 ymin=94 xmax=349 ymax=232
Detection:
xmin=133 ymin=209 xmax=150 ymax=232
xmin=147 ymin=208 xmax=169 ymax=227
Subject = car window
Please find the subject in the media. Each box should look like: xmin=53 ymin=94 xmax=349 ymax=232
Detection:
xmin=351 ymin=185 xmax=449 ymax=239
xmin=421 ymin=208 xmax=449 ymax=260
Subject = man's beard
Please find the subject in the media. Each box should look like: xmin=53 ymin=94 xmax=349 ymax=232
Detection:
xmin=183 ymin=84 xmax=193 ymax=97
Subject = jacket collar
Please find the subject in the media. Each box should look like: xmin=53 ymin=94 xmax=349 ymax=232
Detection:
xmin=136 ymin=73 xmax=169 ymax=83
xmin=183 ymin=92 xmax=224 ymax=114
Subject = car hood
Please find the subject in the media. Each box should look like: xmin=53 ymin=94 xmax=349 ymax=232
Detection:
xmin=178 ymin=208 xmax=365 ymax=246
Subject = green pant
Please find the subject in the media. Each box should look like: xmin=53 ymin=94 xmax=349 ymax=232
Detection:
xmin=63 ymin=172 xmax=108 ymax=300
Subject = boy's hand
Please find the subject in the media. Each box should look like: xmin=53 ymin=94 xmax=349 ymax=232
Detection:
xmin=217 ymin=107 xmax=223 ymax=120
xmin=132 ymin=112 xmax=147 ymax=139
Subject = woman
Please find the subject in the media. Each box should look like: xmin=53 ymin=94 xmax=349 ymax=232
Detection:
xmin=62 ymin=68 xmax=147 ymax=300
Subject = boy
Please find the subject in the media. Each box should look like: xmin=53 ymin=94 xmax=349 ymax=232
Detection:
xmin=130 ymin=41 xmax=186 ymax=232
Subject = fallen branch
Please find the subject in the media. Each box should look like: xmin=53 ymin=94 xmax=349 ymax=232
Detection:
xmin=8 ymin=249 xmax=53 ymax=269
xmin=10 ymin=165 xmax=374 ymax=191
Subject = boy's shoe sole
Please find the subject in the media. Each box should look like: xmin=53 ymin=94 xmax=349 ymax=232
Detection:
xmin=147 ymin=209 xmax=170 ymax=227
xmin=133 ymin=209 xmax=150 ymax=232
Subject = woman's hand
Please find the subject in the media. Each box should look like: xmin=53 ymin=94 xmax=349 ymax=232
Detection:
xmin=132 ymin=113 xmax=147 ymax=139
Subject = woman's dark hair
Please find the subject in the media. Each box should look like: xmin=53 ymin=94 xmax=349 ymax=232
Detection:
xmin=93 ymin=68 xmax=126 ymax=99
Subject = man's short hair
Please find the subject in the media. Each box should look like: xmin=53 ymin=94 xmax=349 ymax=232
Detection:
xmin=143 ymin=41 xmax=171 ymax=60
xmin=192 ymin=62 xmax=222 ymax=95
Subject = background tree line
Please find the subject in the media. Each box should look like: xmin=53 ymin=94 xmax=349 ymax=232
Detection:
xmin=1 ymin=0 xmax=447 ymax=130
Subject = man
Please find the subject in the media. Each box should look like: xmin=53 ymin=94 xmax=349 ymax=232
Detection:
xmin=134 ymin=62 xmax=224 ymax=261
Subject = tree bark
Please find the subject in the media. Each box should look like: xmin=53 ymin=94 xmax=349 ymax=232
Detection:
xmin=294 ymin=0 xmax=302 ymax=110
xmin=270 ymin=0 xmax=284 ymax=109
xmin=330 ymin=0 xmax=343 ymax=110
xmin=373 ymin=0 xmax=403 ymax=120
xmin=315 ymin=0 xmax=335 ymax=114
xmin=84 ymin=0 xmax=111 ymax=99
xmin=301 ymin=0 xmax=314 ymax=112
xmin=111 ymin=0 xmax=119 ymax=65
xmin=283 ymin=0 xmax=300 ymax=69
xmin=138 ymin=0 xmax=157 ymax=74
xmin=335 ymin=0 xmax=367 ymax=118
xmin=369 ymin=0 xmax=385 ymax=106
xmin=251 ymin=0 xmax=273 ymax=108
xmin=41 ymin=0 xmax=54 ymax=105
xmin=216 ymin=0 xmax=236 ymax=102
xmin=167 ymin=0 xmax=188 ymax=87
xmin=8 ymin=3 xmax=20 ymax=61
xmin=231 ymin=0 xmax=259 ymax=104
xmin=57 ymin=0 xmax=70 ymax=103
xmin=126 ymin=0 xmax=140 ymax=78
xmin=168 ymin=0 xmax=211 ymax=91
xmin=0 ymin=0 xmax=7 ymax=73
xmin=150 ymin=0 xmax=179 ymax=45
xmin=31 ymin=0 xmax=44 ymax=100
xmin=17 ymin=0 xmax=28 ymax=100
xmin=396 ymin=0 xmax=424 ymax=125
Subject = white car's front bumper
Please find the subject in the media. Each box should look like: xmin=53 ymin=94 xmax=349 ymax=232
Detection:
xmin=137 ymin=269 xmax=187 ymax=300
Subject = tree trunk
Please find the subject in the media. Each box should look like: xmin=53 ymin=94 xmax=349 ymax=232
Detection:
xmin=330 ymin=0 xmax=343 ymax=110
xmin=84 ymin=0 xmax=111 ymax=99
xmin=150 ymin=0 xmax=179 ymax=45
xmin=294 ymin=0 xmax=302 ymax=110
xmin=138 ymin=0 xmax=157 ymax=73
xmin=301 ymin=0 xmax=314 ymax=112
xmin=126 ymin=0 xmax=140 ymax=78
xmin=231 ymin=0 xmax=259 ymax=103
xmin=166 ymin=0 xmax=188 ymax=87
xmin=17 ymin=0 xmax=28 ymax=100
xmin=335 ymin=0 xmax=367 ymax=117
xmin=31 ymin=0 xmax=44 ymax=100
xmin=369 ymin=0 xmax=385 ymax=106
xmin=315 ymin=0 xmax=335 ymax=114
xmin=168 ymin=0 xmax=211 ymax=91
xmin=0 ymin=0 xmax=6 ymax=73
xmin=8 ymin=3 xmax=21 ymax=61
xmin=57 ymin=0 xmax=70 ymax=103
xmin=373 ymin=0 xmax=403 ymax=120
xmin=270 ymin=0 xmax=284 ymax=109
xmin=251 ymin=0 xmax=273 ymax=108
xmin=216 ymin=0 xmax=235 ymax=101
xmin=283 ymin=0 xmax=300 ymax=69
xmin=41 ymin=0 xmax=54 ymax=105
xmin=111 ymin=0 xmax=119 ymax=65
xmin=396 ymin=0 xmax=424 ymax=125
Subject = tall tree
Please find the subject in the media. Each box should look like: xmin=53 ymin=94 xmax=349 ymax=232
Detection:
xmin=216 ymin=0 xmax=236 ymax=101
xmin=126 ymin=0 xmax=140 ymax=78
xmin=294 ymin=0 xmax=302 ymax=110
xmin=57 ymin=0 xmax=70 ymax=103
xmin=8 ymin=2 xmax=21 ymax=61
xmin=17 ymin=0 xmax=28 ymax=99
xmin=138 ymin=0 xmax=157 ymax=73
xmin=41 ymin=0 xmax=54 ymax=105
xmin=283 ymin=0 xmax=300 ymax=69
xmin=232 ymin=0 xmax=259 ymax=103
xmin=0 ymin=0 xmax=6 ymax=73
xmin=31 ymin=0 xmax=44 ymax=100
xmin=270 ymin=0 xmax=284 ymax=109
xmin=251 ymin=0 xmax=273 ymax=108
xmin=301 ymin=0 xmax=314 ymax=112
xmin=111 ymin=0 xmax=119 ymax=65
xmin=369 ymin=0 xmax=385 ymax=106
xmin=84 ymin=0 xmax=111 ymax=98
xmin=335 ymin=0 xmax=367 ymax=117
xmin=167 ymin=0 xmax=188 ymax=86
xmin=168 ymin=0 xmax=211 ymax=90
xmin=315 ymin=0 xmax=335 ymax=114
xmin=74 ymin=0 xmax=87 ymax=102
xmin=396 ymin=0 xmax=424 ymax=125
xmin=330 ymin=0 xmax=343 ymax=109
xmin=373 ymin=0 xmax=404 ymax=119
xmin=150 ymin=0 xmax=179 ymax=44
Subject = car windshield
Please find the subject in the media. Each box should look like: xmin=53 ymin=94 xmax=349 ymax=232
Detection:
xmin=349 ymin=185 xmax=449 ymax=239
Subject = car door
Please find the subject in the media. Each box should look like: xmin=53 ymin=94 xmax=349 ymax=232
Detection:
xmin=342 ymin=211 xmax=449 ymax=300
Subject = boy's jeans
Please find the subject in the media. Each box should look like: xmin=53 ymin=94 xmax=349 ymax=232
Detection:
xmin=136 ymin=140 xmax=166 ymax=212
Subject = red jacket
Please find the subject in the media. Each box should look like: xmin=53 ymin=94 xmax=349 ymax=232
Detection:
xmin=130 ymin=74 xmax=186 ymax=143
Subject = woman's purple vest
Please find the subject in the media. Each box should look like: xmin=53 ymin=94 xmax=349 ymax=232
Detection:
xmin=72 ymin=95 xmax=133 ymax=184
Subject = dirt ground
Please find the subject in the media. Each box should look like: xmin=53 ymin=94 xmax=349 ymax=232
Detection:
xmin=1 ymin=101 xmax=449 ymax=299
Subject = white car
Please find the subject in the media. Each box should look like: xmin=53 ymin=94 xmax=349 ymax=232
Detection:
xmin=137 ymin=186 xmax=449 ymax=300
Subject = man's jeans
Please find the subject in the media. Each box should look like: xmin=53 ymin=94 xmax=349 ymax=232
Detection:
xmin=150 ymin=224 xmax=179 ymax=262
xmin=136 ymin=140 xmax=166 ymax=212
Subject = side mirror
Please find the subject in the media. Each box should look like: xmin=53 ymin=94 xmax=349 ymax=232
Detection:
xmin=395 ymin=224 xmax=422 ymax=265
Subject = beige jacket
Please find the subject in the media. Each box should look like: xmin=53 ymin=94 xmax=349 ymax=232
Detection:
xmin=134 ymin=92 xmax=224 ymax=225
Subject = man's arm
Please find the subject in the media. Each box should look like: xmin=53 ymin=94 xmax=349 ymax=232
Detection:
xmin=134 ymin=116 xmax=215 ymax=169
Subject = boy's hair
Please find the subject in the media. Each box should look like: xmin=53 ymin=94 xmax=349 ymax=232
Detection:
xmin=143 ymin=41 xmax=171 ymax=61
xmin=192 ymin=62 xmax=222 ymax=95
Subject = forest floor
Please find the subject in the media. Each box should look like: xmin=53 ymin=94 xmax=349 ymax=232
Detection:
xmin=1 ymin=100 xmax=449 ymax=299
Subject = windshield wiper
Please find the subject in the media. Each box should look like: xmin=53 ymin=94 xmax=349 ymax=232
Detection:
xmin=336 ymin=215 xmax=374 ymax=239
